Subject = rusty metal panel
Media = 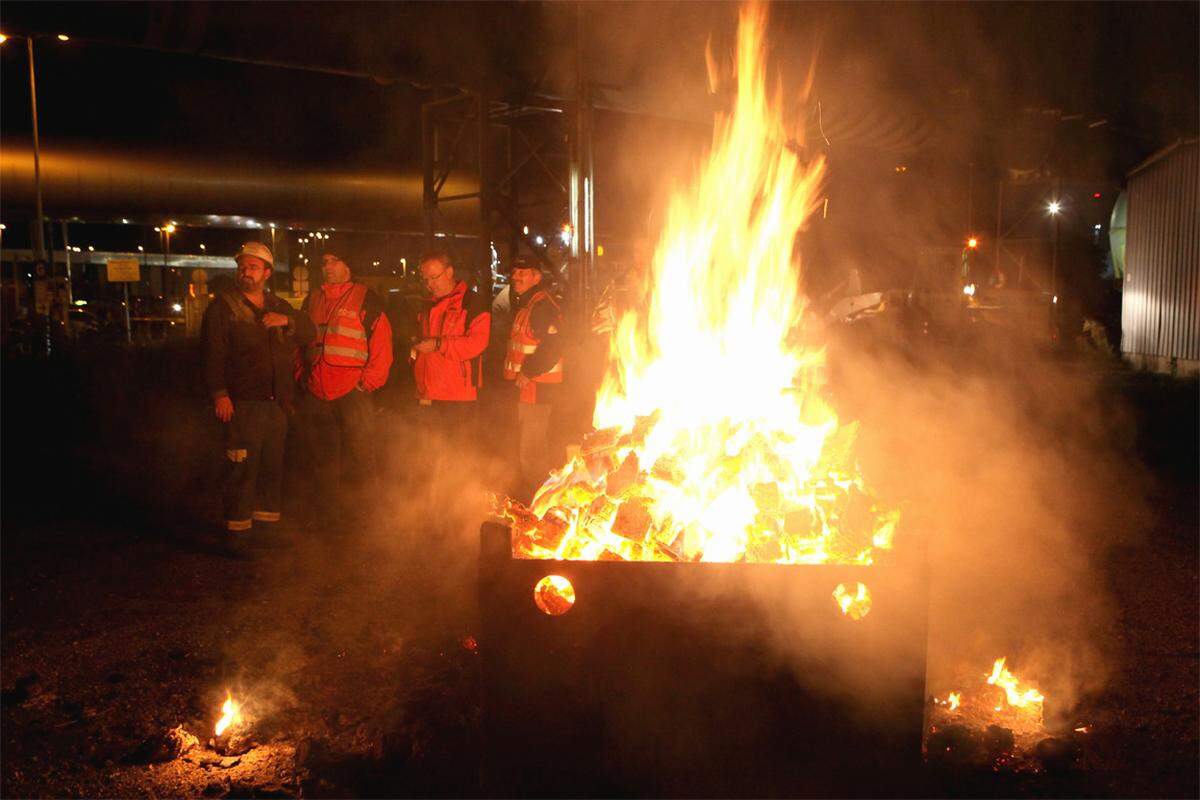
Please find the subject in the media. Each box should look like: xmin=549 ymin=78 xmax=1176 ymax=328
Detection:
xmin=477 ymin=522 xmax=929 ymax=796
xmin=1121 ymin=139 xmax=1200 ymax=368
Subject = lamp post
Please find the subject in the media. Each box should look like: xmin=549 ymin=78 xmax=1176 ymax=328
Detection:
xmin=2 ymin=31 xmax=71 ymax=311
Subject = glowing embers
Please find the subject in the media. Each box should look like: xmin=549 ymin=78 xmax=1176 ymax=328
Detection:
xmin=214 ymin=691 xmax=240 ymax=737
xmin=533 ymin=575 xmax=576 ymax=616
xmin=832 ymin=581 xmax=872 ymax=620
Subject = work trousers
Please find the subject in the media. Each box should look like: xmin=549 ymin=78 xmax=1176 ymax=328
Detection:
xmin=297 ymin=389 xmax=377 ymax=525
xmin=517 ymin=401 xmax=554 ymax=503
xmin=222 ymin=399 xmax=288 ymax=530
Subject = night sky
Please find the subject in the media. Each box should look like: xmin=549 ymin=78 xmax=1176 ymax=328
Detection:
xmin=0 ymin=1 xmax=1195 ymax=264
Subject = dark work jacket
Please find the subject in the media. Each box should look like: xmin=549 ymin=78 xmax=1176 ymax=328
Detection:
xmin=511 ymin=283 xmax=564 ymax=405
xmin=202 ymin=289 xmax=316 ymax=406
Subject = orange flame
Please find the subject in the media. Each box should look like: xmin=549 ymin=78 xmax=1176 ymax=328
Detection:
xmin=214 ymin=691 xmax=239 ymax=737
xmin=986 ymin=657 xmax=1045 ymax=710
xmin=502 ymin=3 xmax=899 ymax=566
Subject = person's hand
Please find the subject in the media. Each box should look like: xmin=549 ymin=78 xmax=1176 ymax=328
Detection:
xmin=215 ymin=396 xmax=234 ymax=422
xmin=515 ymin=373 xmax=531 ymax=390
xmin=261 ymin=312 xmax=290 ymax=328
xmin=412 ymin=338 xmax=438 ymax=354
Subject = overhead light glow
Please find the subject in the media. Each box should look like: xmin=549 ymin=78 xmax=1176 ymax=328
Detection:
xmin=56 ymin=34 xmax=69 ymax=42
xmin=1047 ymin=201 xmax=1061 ymax=215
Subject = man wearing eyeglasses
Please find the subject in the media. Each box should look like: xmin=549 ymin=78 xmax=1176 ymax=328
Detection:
xmin=412 ymin=250 xmax=491 ymax=429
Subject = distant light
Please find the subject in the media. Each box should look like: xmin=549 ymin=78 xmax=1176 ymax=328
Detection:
xmin=967 ymin=237 xmax=978 ymax=249
xmin=535 ymin=235 xmax=544 ymax=246
xmin=199 ymin=244 xmax=206 ymax=251
xmin=154 ymin=226 xmax=161 ymax=232
xmin=1052 ymin=295 xmax=1058 ymax=304
xmin=1092 ymin=192 xmax=1101 ymax=199
xmin=163 ymin=223 xmax=176 ymax=234
xmin=596 ymin=244 xmax=604 ymax=257
xmin=1094 ymin=224 xmax=1102 ymax=231
xmin=72 ymin=246 xmax=82 ymax=253
xmin=0 ymin=34 xmax=8 ymax=44
xmin=269 ymin=222 xmax=276 ymax=229
xmin=87 ymin=245 xmax=94 ymax=252
xmin=0 ymin=223 xmax=6 ymax=231
xmin=1047 ymin=201 xmax=1062 ymax=215
xmin=171 ymin=303 xmax=183 ymax=312
xmin=137 ymin=245 xmax=144 ymax=252
xmin=962 ymin=284 xmax=976 ymax=297
xmin=400 ymin=257 xmax=407 ymax=267
xmin=522 ymin=225 xmax=530 ymax=236
xmin=120 ymin=218 xmax=129 ymax=224
xmin=894 ymin=165 xmax=908 ymax=174
xmin=56 ymin=34 xmax=70 ymax=42
xmin=74 ymin=300 xmax=87 ymax=306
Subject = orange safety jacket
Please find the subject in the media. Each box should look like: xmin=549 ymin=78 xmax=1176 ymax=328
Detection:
xmin=309 ymin=283 xmax=370 ymax=367
xmin=504 ymin=289 xmax=563 ymax=404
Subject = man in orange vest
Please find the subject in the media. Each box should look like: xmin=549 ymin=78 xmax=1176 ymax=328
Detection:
xmin=504 ymin=257 xmax=564 ymax=501
xmin=412 ymin=250 xmax=491 ymax=428
xmin=299 ymin=247 xmax=393 ymax=521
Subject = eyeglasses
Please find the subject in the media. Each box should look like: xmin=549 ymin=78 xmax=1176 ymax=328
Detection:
xmin=421 ymin=268 xmax=449 ymax=284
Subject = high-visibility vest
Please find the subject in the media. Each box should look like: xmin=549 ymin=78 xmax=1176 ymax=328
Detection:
xmin=308 ymin=283 xmax=369 ymax=367
xmin=505 ymin=289 xmax=563 ymax=404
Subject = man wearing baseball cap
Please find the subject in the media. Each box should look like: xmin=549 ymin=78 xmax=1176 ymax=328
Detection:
xmin=201 ymin=241 xmax=315 ymax=537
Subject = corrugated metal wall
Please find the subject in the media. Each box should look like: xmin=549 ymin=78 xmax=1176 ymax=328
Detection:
xmin=1121 ymin=139 xmax=1200 ymax=369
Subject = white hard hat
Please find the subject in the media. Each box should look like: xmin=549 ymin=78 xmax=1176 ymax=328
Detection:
xmin=234 ymin=241 xmax=274 ymax=266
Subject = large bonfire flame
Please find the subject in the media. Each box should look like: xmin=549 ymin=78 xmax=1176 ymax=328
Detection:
xmin=502 ymin=4 xmax=899 ymax=564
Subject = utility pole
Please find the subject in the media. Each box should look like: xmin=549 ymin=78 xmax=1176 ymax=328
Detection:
xmin=27 ymin=37 xmax=46 ymax=265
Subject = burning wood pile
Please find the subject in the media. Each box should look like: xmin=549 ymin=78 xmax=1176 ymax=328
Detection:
xmin=926 ymin=658 xmax=1088 ymax=773
xmin=497 ymin=3 xmax=899 ymax=568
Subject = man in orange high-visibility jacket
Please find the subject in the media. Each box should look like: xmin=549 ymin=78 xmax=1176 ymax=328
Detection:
xmin=504 ymin=258 xmax=564 ymax=501
xmin=299 ymin=248 xmax=393 ymax=523
xmin=412 ymin=250 xmax=491 ymax=424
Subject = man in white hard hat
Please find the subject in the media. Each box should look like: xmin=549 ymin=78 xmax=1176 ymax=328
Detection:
xmin=201 ymin=242 xmax=315 ymax=537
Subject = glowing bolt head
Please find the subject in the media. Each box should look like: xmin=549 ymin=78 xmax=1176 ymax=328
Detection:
xmin=832 ymin=582 xmax=872 ymax=620
xmin=533 ymin=575 xmax=575 ymax=616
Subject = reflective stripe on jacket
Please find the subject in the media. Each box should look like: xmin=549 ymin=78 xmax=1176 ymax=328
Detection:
xmin=504 ymin=289 xmax=563 ymax=404
xmin=308 ymin=283 xmax=369 ymax=367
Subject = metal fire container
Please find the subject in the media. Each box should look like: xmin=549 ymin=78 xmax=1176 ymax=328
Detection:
xmin=479 ymin=521 xmax=929 ymax=797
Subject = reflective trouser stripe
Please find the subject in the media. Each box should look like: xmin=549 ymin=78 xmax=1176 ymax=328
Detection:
xmin=226 ymin=519 xmax=252 ymax=531
xmin=252 ymin=510 xmax=280 ymax=522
